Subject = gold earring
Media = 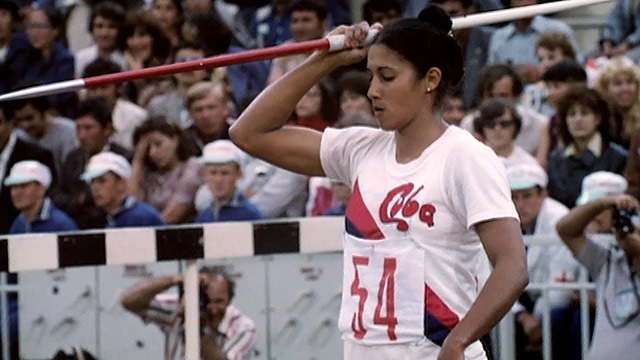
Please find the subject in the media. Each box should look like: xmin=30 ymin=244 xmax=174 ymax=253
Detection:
xmin=427 ymin=88 xmax=432 ymax=93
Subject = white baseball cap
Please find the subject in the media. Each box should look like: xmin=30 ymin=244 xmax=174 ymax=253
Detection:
xmin=506 ymin=164 xmax=548 ymax=191
xmin=81 ymin=152 xmax=131 ymax=182
xmin=3 ymin=160 xmax=52 ymax=189
xmin=199 ymin=140 xmax=241 ymax=165
xmin=576 ymin=171 xmax=628 ymax=206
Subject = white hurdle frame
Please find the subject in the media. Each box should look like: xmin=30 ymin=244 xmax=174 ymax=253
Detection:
xmin=0 ymin=218 xmax=607 ymax=359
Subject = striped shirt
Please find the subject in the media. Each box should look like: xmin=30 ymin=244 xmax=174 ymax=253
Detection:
xmin=143 ymin=294 xmax=257 ymax=360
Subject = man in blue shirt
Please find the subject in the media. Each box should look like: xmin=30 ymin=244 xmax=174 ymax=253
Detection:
xmin=5 ymin=160 xmax=77 ymax=233
xmin=196 ymin=140 xmax=262 ymax=223
xmin=81 ymin=151 xmax=164 ymax=228
xmin=3 ymin=159 xmax=76 ymax=360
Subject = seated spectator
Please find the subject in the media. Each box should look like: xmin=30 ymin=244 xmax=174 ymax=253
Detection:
xmin=185 ymin=81 xmax=232 ymax=154
xmin=82 ymin=151 xmax=164 ymax=228
xmin=6 ymin=160 xmax=76 ymax=233
xmin=556 ymin=180 xmax=640 ymax=360
xmin=120 ymin=266 xmax=257 ymax=360
xmin=150 ymin=0 xmax=184 ymax=46
xmin=250 ymin=0 xmax=293 ymax=48
xmin=441 ymin=88 xmax=466 ymax=127
xmin=8 ymin=90 xmax=77 ymax=172
xmin=267 ymin=0 xmax=327 ymax=84
xmin=506 ymin=163 xmax=579 ymax=360
xmin=488 ymin=0 xmax=580 ymax=84
xmin=147 ymin=41 xmax=209 ymax=128
xmin=118 ymin=10 xmax=172 ymax=107
xmin=0 ymin=100 xmax=57 ymax=234
xmin=625 ymin=126 xmax=640 ymax=199
xmin=597 ymin=0 xmax=640 ymax=63
xmin=129 ymin=117 xmax=200 ymax=224
xmin=2 ymin=160 xmax=76 ymax=360
xmin=548 ymin=86 xmax=627 ymax=208
xmin=183 ymin=0 xmax=256 ymax=49
xmin=537 ymin=60 xmax=588 ymax=169
xmin=403 ymin=0 xmax=503 ymax=18
xmin=324 ymin=178 xmax=350 ymax=216
xmin=594 ymin=56 xmax=640 ymax=148
xmin=474 ymin=97 xmax=538 ymax=168
xmin=521 ymin=32 xmax=578 ymax=117
xmin=51 ymin=97 xmax=132 ymax=230
xmin=181 ymin=10 xmax=269 ymax=106
xmin=290 ymin=77 xmax=339 ymax=132
xmin=362 ymin=0 xmax=402 ymax=26
xmin=82 ymin=58 xmax=148 ymax=151
xmin=461 ymin=64 xmax=548 ymax=155
xmin=74 ymin=1 xmax=126 ymax=78
xmin=196 ymin=140 xmax=262 ymax=222
xmin=22 ymin=6 xmax=76 ymax=117
xmin=335 ymin=70 xmax=373 ymax=117
xmin=0 ymin=0 xmax=30 ymax=95
xmin=433 ymin=0 xmax=494 ymax=110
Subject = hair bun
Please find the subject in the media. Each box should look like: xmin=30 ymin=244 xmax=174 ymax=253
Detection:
xmin=417 ymin=5 xmax=452 ymax=34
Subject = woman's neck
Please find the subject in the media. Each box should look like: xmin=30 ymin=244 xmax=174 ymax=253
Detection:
xmin=395 ymin=110 xmax=447 ymax=164
xmin=41 ymin=44 xmax=53 ymax=61
xmin=493 ymin=143 xmax=514 ymax=158
xmin=573 ymin=134 xmax=594 ymax=154
xmin=158 ymin=157 xmax=180 ymax=175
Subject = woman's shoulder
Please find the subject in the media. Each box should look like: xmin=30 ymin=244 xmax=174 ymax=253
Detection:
xmin=323 ymin=126 xmax=390 ymax=149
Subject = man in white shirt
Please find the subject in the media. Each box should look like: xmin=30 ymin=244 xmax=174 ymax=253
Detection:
xmin=82 ymin=58 xmax=147 ymax=151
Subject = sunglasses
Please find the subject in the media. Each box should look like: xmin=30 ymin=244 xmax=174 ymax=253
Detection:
xmin=484 ymin=119 xmax=514 ymax=129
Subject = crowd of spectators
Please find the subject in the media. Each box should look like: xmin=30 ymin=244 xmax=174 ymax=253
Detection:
xmin=1 ymin=0 xmax=640 ymax=359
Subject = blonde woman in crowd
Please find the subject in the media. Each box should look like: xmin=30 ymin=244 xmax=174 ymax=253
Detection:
xmin=594 ymin=56 xmax=640 ymax=148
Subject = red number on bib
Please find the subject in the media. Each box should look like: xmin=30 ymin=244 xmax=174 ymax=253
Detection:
xmin=350 ymin=256 xmax=369 ymax=339
xmin=373 ymin=257 xmax=398 ymax=340
xmin=350 ymin=256 xmax=398 ymax=341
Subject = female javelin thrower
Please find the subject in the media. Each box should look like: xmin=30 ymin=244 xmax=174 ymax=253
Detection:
xmin=230 ymin=5 xmax=528 ymax=360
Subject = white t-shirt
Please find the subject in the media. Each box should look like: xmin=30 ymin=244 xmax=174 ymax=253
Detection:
xmin=320 ymin=125 xmax=519 ymax=349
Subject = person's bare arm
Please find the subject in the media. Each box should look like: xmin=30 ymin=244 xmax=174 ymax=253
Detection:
xmin=161 ymin=202 xmax=192 ymax=224
xmin=229 ymin=24 xmax=378 ymax=177
xmin=128 ymin=136 xmax=149 ymax=200
xmin=439 ymin=218 xmax=528 ymax=357
xmin=120 ymin=274 xmax=182 ymax=314
xmin=201 ymin=331 xmax=228 ymax=360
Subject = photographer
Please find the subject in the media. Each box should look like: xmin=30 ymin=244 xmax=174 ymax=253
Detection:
xmin=120 ymin=267 xmax=257 ymax=360
xmin=556 ymin=172 xmax=640 ymax=360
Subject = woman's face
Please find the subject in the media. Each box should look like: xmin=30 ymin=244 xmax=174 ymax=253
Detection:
xmin=25 ymin=9 xmax=58 ymax=51
xmin=295 ymin=84 xmax=323 ymax=119
xmin=607 ymin=73 xmax=638 ymax=109
xmin=566 ymin=103 xmax=600 ymax=142
xmin=147 ymin=130 xmax=179 ymax=170
xmin=482 ymin=110 xmax=517 ymax=151
xmin=153 ymin=0 xmax=181 ymax=31
xmin=536 ymin=47 xmax=565 ymax=75
xmin=127 ymin=28 xmax=153 ymax=60
xmin=366 ymin=44 xmax=430 ymax=131
xmin=340 ymin=89 xmax=372 ymax=116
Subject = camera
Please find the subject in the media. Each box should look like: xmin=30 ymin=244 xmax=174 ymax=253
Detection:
xmin=612 ymin=209 xmax=636 ymax=235
xmin=199 ymin=285 xmax=210 ymax=311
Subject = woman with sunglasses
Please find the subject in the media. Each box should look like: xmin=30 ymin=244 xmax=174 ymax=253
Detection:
xmin=547 ymin=85 xmax=627 ymax=208
xmin=474 ymin=97 xmax=539 ymax=169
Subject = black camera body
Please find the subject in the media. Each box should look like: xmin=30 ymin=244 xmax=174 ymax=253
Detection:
xmin=199 ymin=285 xmax=210 ymax=311
xmin=613 ymin=209 xmax=636 ymax=235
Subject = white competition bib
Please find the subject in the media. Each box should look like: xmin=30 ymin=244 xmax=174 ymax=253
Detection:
xmin=339 ymin=233 xmax=425 ymax=345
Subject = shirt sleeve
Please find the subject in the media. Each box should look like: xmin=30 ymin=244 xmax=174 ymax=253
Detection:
xmin=319 ymin=127 xmax=381 ymax=186
xmin=445 ymin=136 xmax=519 ymax=229
xmin=169 ymin=158 xmax=201 ymax=205
xmin=576 ymin=235 xmax=610 ymax=280
xmin=222 ymin=319 xmax=257 ymax=360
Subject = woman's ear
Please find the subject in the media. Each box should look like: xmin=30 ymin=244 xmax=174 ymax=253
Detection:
xmin=424 ymin=67 xmax=442 ymax=95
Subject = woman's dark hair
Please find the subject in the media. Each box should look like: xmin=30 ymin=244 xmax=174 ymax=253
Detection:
xmin=118 ymin=11 xmax=172 ymax=67
xmin=556 ymin=85 xmax=611 ymax=146
xmin=362 ymin=0 xmax=402 ymax=24
xmin=34 ymin=6 xmax=65 ymax=31
xmin=372 ymin=5 xmax=463 ymax=107
xmin=293 ymin=77 xmax=340 ymax=124
xmin=82 ymin=58 xmax=123 ymax=78
xmin=181 ymin=11 xmax=232 ymax=56
xmin=474 ymin=97 xmax=522 ymax=139
xmin=132 ymin=116 xmax=196 ymax=170
xmin=542 ymin=60 xmax=587 ymax=83
xmin=336 ymin=70 xmax=370 ymax=99
xmin=153 ymin=0 xmax=184 ymax=28
xmin=476 ymin=64 xmax=524 ymax=99
xmin=290 ymin=0 xmax=328 ymax=21
xmin=89 ymin=1 xmax=126 ymax=33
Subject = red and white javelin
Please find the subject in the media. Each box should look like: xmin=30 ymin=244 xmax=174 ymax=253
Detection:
xmin=0 ymin=0 xmax=612 ymax=102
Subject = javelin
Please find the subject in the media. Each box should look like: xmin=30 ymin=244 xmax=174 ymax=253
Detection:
xmin=0 ymin=0 xmax=612 ymax=102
